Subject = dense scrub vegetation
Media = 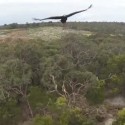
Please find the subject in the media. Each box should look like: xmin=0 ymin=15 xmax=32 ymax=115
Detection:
xmin=0 ymin=22 xmax=125 ymax=125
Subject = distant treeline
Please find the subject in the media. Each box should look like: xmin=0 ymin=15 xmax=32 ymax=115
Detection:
xmin=0 ymin=22 xmax=56 ymax=29
xmin=0 ymin=22 xmax=125 ymax=35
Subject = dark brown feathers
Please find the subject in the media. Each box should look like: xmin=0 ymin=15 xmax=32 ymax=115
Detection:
xmin=33 ymin=4 xmax=92 ymax=23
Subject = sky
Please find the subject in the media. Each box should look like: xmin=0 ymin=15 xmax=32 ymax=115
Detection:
xmin=0 ymin=0 xmax=125 ymax=25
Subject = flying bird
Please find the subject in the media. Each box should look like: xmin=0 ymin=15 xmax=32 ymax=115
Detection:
xmin=33 ymin=4 xmax=92 ymax=24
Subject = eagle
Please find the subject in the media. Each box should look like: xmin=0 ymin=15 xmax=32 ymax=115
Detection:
xmin=33 ymin=4 xmax=92 ymax=24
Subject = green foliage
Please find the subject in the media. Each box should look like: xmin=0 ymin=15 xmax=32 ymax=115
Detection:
xmin=0 ymin=43 xmax=14 ymax=63
xmin=33 ymin=115 xmax=54 ymax=125
xmin=56 ymin=96 xmax=67 ymax=107
xmin=29 ymin=86 xmax=53 ymax=110
xmin=108 ymin=55 xmax=125 ymax=73
xmin=0 ymin=99 xmax=21 ymax=125
xmin=86 ymin=80 xmax=105 ymax=104
xmin=107 ymin=55 xmax=125 ymax=95
xmin=14 ymin=41 xmax=42 ymax=67
xmin=113 ymin=108 xmax=125 ymax=125
xmin=66 ymin=70 xmax=97 ymax=84
xmin=118 ymin=108 xmax=125 ymax=121
xmin=59 ymin=107 xmax=94 ymax=125
xmin=0 ymin=58 xmax=32 ymax=86
xmin=44 ymin=97 xmax=95 ymax=125
xmin=14 ymin=40 xmax=45 ymax=85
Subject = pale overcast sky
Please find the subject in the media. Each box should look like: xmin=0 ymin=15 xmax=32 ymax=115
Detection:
xmin=0 ymin=0 xmax=125 ymax=25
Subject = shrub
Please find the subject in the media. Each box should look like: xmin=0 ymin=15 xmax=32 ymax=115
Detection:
xmin=0 ymin=99 xmax=21 ymax=125
xmin=86 ymin=80 xmax=105 ymax=104
xmin=113 ymin=108 xmax=125 ymax=125
xmin=33 ymin=115 xmax=54 ymax=125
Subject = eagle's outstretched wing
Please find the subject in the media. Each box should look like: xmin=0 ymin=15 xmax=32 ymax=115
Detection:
xmin=33 ymin=16 xmax=63 ymax=21
xmin=65 ymin=4 xmax=92 ymax=18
